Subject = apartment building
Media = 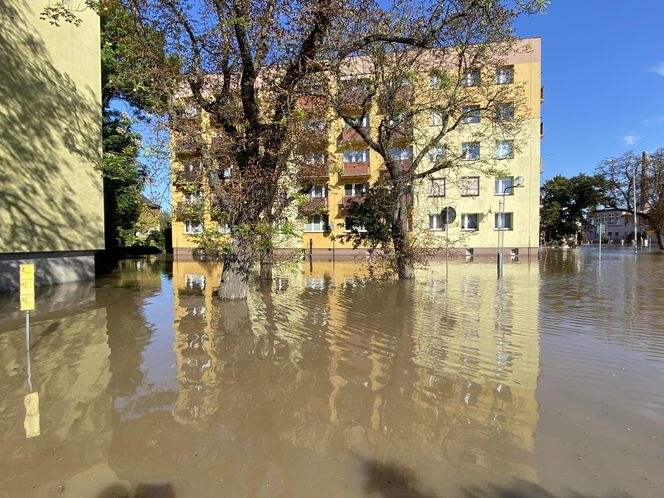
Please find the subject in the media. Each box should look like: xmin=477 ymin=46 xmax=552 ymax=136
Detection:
xmin=0 ymin=1 xmax=104 ymax=290
xmin=170 ymin=38 xmax=541 ymax=259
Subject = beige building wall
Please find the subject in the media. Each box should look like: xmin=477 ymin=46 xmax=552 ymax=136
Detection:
xmin=0 ymin=1 xmax=104 ymax=289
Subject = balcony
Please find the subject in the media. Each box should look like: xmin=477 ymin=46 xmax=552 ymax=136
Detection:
xmin=341 ymin=126 xmax=369 ymax=143
xmin=540 ymin=85 xmax=545 ymax=103
xmin=339 ymin=83 xmax=370 ymax=108
xmin=394 ymin=159 xmax=412 ymax=172
xmin=173 ymin=168 xmax=203 ymax=185
xmin=339 ymin=195 xmax=365 ymax=210
xmin=300 ymin=163 xmax=329 ymax=179
xmin=540 ymin=121 xmax=544 ymax=139
xmin=174 ymin=201 xmax=204 ymax=219
xmin=390 ymin=120 xmax=413 ymax=142
xmin=298 ymin=94 xmax=328 ymax=110
xmin=299 ymin=197 xmax=328 ymax=214
xmin=342 ymin=161 xmax=370 ymax=177
xmin=173 ymin=134 xmax=203 ymax=156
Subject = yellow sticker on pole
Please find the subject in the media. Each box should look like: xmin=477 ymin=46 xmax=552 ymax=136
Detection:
xmin=19 ymin=264 xmax=35 ymax=311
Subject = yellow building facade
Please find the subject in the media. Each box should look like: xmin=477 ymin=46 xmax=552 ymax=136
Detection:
xmin=170 ymin=39 xmax=541 ymax=260
xmin=0 ymin=1 xmax=104 ymax=290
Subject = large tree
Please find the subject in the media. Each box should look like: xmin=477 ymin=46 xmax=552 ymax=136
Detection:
xmin=595 ymin=149 xmax=664 ymax=249
xmin=540 ymin=174 xmax=608 ymax=246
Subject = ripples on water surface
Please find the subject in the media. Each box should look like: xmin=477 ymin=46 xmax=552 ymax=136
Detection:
xmin=0 ymin=248 xmax=662 ymax=497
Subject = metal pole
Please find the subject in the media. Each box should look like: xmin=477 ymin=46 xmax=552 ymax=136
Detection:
xmin=598 ymin=223 xmax=602 ymax=261
xmin=445 ymin=210 xmax=449 ymax=279
xmin=25 ymin=311 xmax=30 ymax=353
xmin=633 ymin=160 xmax=638 ymax=253
xmin=497 ymin=185 xmax=513 ymax=279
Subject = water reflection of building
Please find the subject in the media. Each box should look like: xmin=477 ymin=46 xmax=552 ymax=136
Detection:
xmin=167 ymin=259 xmax=541 ymax=494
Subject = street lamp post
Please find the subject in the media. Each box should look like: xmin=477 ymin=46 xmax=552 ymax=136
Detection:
xmin=497 ymin=176 xmax=525 ymax=278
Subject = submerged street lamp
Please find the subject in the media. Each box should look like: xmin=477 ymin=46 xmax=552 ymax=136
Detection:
xmin=497 ymin=175 xmax=525 ymax=278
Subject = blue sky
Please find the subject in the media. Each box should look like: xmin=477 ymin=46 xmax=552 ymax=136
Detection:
xmin=515 ymin=0 xmax=664 ymax=181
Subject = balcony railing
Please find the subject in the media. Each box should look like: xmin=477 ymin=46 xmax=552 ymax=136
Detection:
xmin=342 ymin=161 xmax=370 ymax=177
xmin=299 ymin=94 xmax=328 ymax=110
xmin=174 ymin=200 xmax=205 ymax=219
xmin=299 ymin=197 xmax=328 ymax=214
xmin=341 ymin=126 xmax=369 ymax=143
xmin=173 ymin=134 xmax=203 ymax=156
xmin=394 ymin=159 xmax=412 ymax=172
xmin=300 ymin=163 xmax=329 ymax=179
xmin=339 ymin=84 xmax=370 ymax=107
xmin=173 ymin=168 xmax=203 ymax=185
xmin=339 ymin=195 xmax=365 ymax=209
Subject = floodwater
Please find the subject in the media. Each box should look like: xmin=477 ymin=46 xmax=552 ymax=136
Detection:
xmin=0 ymin=249 xmax=663 ymax=498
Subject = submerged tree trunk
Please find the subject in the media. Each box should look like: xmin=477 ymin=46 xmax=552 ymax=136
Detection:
xmin=656 ymin=231 xmax=663 ymax=250
xmin=392 ymin=185 xmax=414 ymax=279
xmin=219 ymin=237 xmax=254 ymax=300
xmin=259 ymin=244 xmax=274 ymax=281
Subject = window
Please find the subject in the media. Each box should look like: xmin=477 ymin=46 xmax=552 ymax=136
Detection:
xmin=303 ymin=118 xmax=326 ymax=131
xmin=429 ymin=178 xmax=446 ymax=197
xmin=345 ymin=217 xmax=367 ymax=232
xmin=462 ymin=70 xmax=480 ymax=87
xmin=184 ymin=160 xmax=201 ymax=173
xmin=343 ymin=149 xmax=369 ymax=163
xmin=496 ymin=103 xmax=514 ymax=122
xmin=390 ymin=147 xmax=412 ymax=160
xmin=305 ymin=215 xmax=329 ymax=232
xmin=495 ymin=212 xmax=513 ymax=230
xmin=185 ymin=274 xmax=205 ymax=290
xmin=460 ymin=176 xmax=480 ymax=196
xmin=461 ymin=213 xmax=479 ymax=230
xmin=496 ymin=66 xmax=514 ymax=84
xmin=344 ymin=183 xmax=366 ymax=196
xmin=345 ymin=115 xmax=370 ymax=128
xmin=184 ymin=219 xmax=203 ymax=234
xmin=495 ymin=177 xmax=513 ymax=195
xmin=429 ymin=73 xmax=445 ymax=90
xmin=307 ymin=184 xmax=327 ymax=198
xmin=496 ymin=140 xmax=514 ymax=159
xmin=461 ymin=142 xmax=480 ymax=160
xmin=184 ymin=191 xmax=204 ymax=203
xmin=218 ymin=223 xmax=231 ymax=234
xmin=429 ymin=214 xmax=446 ymax=231
xmin=429 ymin=109 xmax=446 ymax=126
xmin=428 ymin=145 xmax=446 ymax=162
xmin=462 ymin=105 xmax=481 ymax=124
xmin=305 ymin=152 xmax=326 ymax=164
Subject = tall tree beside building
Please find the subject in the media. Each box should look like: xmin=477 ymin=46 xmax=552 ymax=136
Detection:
xmin=540 ymin=174 xmax=608 ymax=246
xmin=595 ymin=148 xmax=664 ymax=249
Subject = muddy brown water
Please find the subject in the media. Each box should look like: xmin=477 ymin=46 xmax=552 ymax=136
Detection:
xmin=0 ymin=249 xmax=663 ymax=498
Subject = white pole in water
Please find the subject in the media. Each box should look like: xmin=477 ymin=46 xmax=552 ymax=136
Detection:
xmin=633 ymin=159 xmax=638 ymax=254
xmin=25 ymin=311 xmax=30 ymax=353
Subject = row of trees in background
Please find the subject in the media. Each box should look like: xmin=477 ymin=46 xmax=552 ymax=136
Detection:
xmin=540 ymin=148 xmax=664 ymax=249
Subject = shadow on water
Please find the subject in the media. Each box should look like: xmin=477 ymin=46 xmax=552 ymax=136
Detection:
xmin=357 ymin=457 xmax=634 ymax=498
xmin=0 ymin=0 xmax=103 ymax=288
xmin=97 ymin=482 xmax=175 ymax=498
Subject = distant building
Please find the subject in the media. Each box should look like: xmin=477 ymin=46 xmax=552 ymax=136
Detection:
xmin=0 ymin=1 xmax=103 ymax=291
xmin=584 ymin=208 xmax=648 ymax=244
xmin=135 ymin=196 xmax=162 ymax=242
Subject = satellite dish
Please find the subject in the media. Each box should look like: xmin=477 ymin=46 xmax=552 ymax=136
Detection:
xmin=441 ymin=206 xmax=456 ymax=223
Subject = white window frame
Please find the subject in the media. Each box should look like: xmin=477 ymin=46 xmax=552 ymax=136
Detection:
xmin=495 ymin=212 xmax=513 ymax=231
xmin=429 ymin=110 xmax=446 ymax=126
xmin=428 ymin=178 xmax=446 ymax=197
xmin=429 ymin=214 xmax=446 ymax=231
xmin=461 ymin=213 xmax=479 ymax=231
xmin=428 ymin=145 xmax=446 ymax=163
xmin=460 ymin=176 xmax=480 ymax=196
xmin=307 ymin=184 xmax=327 ymax=198
xmin=496 ymin=66 xmax=514 ymax=85
xmin=345 ymin=114 xmax=370 ymax=128
xmin=184 ymin=219 xmax=203 ymax=234
xmin=305 ymin=152 xmax=326 ymax=164
xmin=185 ymin=274 xmax=205 ymax=290
xmin=217 ymin=222 xmax=231 ymax=234
xmin=389 ymin=147 xmax=413 ymax=160
xmin=462 ymin=70 xmax=480 ymax=87
xmin=461 ymin=142 xmax=480 ymax=160
xmin=461 ymin=105 xmax=481 ymax=124
xmin=304 ymin=215 xmax=329 ymax=233
xmin=429 ymin=73 xmax=445 ymax=90
xmin=184 ymin=190 xmax=204 ymax=204
xmin=344 ymin=183 xmax=366 ymax=196
xmin=496 ymin=103 xmax=514 ymax=122
xmin=344 ymin=217 xmax=367 ymax=233
xmin=343 ymin=149 xmax=369 ymax=163
xmin=495 ymin=177 xmax=514 ymax=195
xmin=495 ymin=140 xmax=514 ymax=159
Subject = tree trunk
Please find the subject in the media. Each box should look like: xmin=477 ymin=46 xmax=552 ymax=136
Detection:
xmin=656 ymin=231 xmax=663 ymax=250
xmin=218 ymin=236 xmax=254 ymax=300
xmin=259 ymin=245 xmax=274 ymax=281
xmin=392 ymin=186 xmax=414 ymax=279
